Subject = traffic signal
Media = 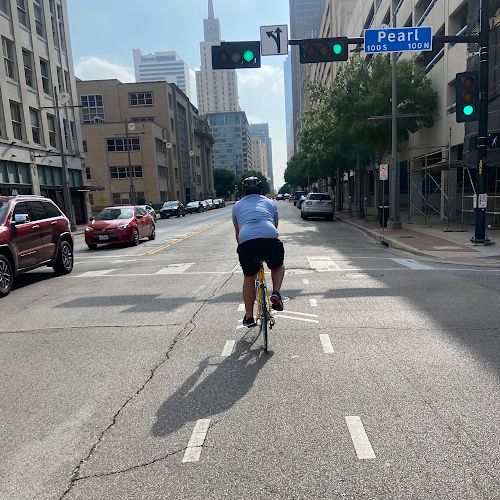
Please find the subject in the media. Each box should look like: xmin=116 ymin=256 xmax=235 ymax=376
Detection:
xmin=456 ymin=71 xmax=479 ymax=122
xmin=299 ymin=37 xmax=348 ymax=64
xmin=212 ymin=41 xmax=261 ymax=70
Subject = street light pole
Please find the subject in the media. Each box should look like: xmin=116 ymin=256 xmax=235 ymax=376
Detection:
xmin=388 ymin=3 xmax=401 ymax=229
xmin=472 ymin=0 xmax=490 ymax=243
xmin=124 ymin=121 xmax=136 ymax=205
xmin=54 ymin=88 xmax=76 ymax=230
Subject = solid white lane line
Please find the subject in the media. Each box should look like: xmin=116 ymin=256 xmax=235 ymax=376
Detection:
xmin=155 ymin=263 xmax=195 ymax=274
xmin=77 ymin=269 xmax=116 ymax=277
xmin=345 ymin=416 xmax=376 ymax=460
xmin=276 ymin=315 xmax=320 ymax=324
xmin=221 ymin=340 xmax=235 ymax=357
xmin=309 ymin=298 xmax=318 ymax=307
xmin=182 ymin=418 xmax=211 ymax=463
xmin=391 ymin=258 xmax=434 ymax=270
xmin=237 ymin=303 xmax=245 ymax=312
xmin=319 ymin=334 xmax=334 ymax=353
xmin=303 ymin=279 xmax=309 ymax=285
xmin=274 ymin=310 xmax=318 ymax=318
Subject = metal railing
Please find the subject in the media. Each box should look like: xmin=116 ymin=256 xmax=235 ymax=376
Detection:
xmin=417 ymin=0 xmax=437 ymax=26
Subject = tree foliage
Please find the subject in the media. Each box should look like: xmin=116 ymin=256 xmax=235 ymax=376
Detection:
xmin=284 ymin=55 xmax=438 ymax=183
xmin=213 ymin=168 xmax=236 ymax=197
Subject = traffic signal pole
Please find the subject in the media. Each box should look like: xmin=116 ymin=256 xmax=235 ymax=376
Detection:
xmin=472 ymin=0 xmax=490 ymax=243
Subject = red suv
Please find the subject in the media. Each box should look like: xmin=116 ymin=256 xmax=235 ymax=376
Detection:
xmin=0 ymin=195 xmax=74 ymax=297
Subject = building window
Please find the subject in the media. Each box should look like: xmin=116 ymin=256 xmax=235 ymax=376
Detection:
xmin=57 ymin=66 xmax=64 ymax=92
xmin=85 ymin=167 xmax=91 ymax=180
xmin=30 ymin=108 xmax=41 ymax=144
xmin=10 ymin=101 xmax=24 ymax=140
xmin=33 ymin=0 xmax=45 ymax=37
xmin=170 ymin=118 xmax=174 ymax=130
xmin=56 ymin=4 xmax=66 ymax=51
xmin=80 ymin=94 xmax=105 ymax=123
xmin=158 ymin=166 xmax=167 ymax=178
xmin=16 ymin=0 xmax=28 ymax=27
xmin=64 ymin=70 xmax=70 ymax=93
xmin=168 ymin=94 xmax=173 ymax=108
xmin=174 ymin=168 xmax=179 ymax=180
xmin=22 ymin=49 xmax=35 ymax=88
xmin=47 ymin=114 xmax=56 ymax=147
xmin=0 ymin=0 xmax=10 ymax=15
xmin=172 ymin=144 xmax=177 ymax=158
xmin=70 ymin=120 xmax=77 ymax=150
xmin=112 ymin=192 xmax=130 ymax=205
xmin=82 ymin=139 xmax=87 ymax=153
xmin=106 ymin=138 xmax=141 ymax=152
xmin=39 ymin=58 xmax=51 ymax=95
xmin=155 ymin=137 xmax=165 ymax=153
xmin=131 ymin=116 xmax=154 ymax=123
xmin=129 ymin=92 xmax=153 ymax=106
xmin=49 ymin=0 xmax=58 ymax=47
xmin=63 ymin=118 xmax=69 ymax=149
xmin=109 ymin=166 xmax=143 ymax=179
xmin=2 ymin=37 xmax=16 ymax=81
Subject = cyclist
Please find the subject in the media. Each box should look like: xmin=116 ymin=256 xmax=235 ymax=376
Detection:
xmin=233 ymin=176 xmax=285 ymax=327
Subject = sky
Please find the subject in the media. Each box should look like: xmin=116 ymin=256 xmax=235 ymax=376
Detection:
xmin=67 ymin=0 xmax=291 ymax=188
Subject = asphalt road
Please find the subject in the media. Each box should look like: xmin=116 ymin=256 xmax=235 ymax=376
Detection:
xmin=1 ymin=202 xmax=499 ymax=499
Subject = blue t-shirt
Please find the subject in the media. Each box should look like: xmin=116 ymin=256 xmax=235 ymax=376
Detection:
xmin=232 ymin=195 xmax=279 ymax=244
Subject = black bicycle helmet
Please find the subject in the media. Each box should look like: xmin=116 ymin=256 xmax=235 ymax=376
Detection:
xmin=241 ymin=176 xmax=263 ymax=195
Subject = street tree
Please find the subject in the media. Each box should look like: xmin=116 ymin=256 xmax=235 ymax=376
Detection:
xmin=213 ymin=168 xmax=236 ymax=197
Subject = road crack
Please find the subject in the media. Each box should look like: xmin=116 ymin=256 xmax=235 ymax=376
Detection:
xmin=59 ymin=276 xmax=233 ymax=499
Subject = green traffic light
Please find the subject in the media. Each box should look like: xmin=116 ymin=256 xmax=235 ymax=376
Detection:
xmin=463 ymin=105 xmax=474 ymax=116
xmin=243 ymin=50 xmax=254 ymax=63
xmin=333 ymin=43 xmax=342 ymax=55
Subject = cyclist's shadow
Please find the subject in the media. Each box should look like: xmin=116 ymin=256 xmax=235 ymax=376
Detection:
xmin=152 ymin=336 xmax=272 ymax=438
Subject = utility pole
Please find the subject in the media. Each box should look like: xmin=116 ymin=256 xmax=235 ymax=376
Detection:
xmin=388 ymin=2 xmax=401 ymax=229
xmin=472 ymin=0 xmax=490 ymax=243
xmin=54 ymin=88 xmax=76 ymax=230
xmin=124 ymin=121 xmax=136 ymax=205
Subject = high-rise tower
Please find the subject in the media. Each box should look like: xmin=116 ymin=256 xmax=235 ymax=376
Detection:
xmin=195 ymin=0 xmax=240 ymax=113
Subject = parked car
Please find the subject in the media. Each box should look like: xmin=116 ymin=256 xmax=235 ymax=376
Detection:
xmin=301 ymin=193 xmax=334 ymax=221
xmin=218 ymin=198 xmax=226 ymax=207
xmin=284 ymin=193 xmax=291 ymax=200
xmin=203 ymin=199 xmax=214 ymax=210
xmin=160 ymin=201 xmax=186 ymax=218
xmin=0 ymin=195 xmax=74 ymax=297
xmin=139 ymin=204 xmax=158 ymax=220
xmin=200 ymin=200 xmax=210 ymax=211
xmin=213 ymin=198 xmax=223 ymax=209
xmin=277 ymin=194 xmax=284 ymax=200
xmin=293 ymin=190 xmax=307 ymax=207
xmin=186 ymin=201 xmax=204 ymax=214
xmin=297 ymin=194 xmax=307 ymax=209
xmin=85 ymin=206 xmax=155 ymax=249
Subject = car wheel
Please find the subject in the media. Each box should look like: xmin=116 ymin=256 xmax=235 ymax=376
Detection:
xmin=87 ymin=244 xmax=98 ymax=250
xmin=326 ymin=215 xmax=334 ymax=221
xmin=149 ymin=225 xmax=156 ymax=240
xmin=182 ymin=213 xmax=186 ymax=217
xmin=0 ymin=255 xmax=13 ymax=297
xmin=160 ymin=213 xmax=166 ymax=219
xmin=303 ymin=213 xmax=308 ymax=220
xmin=53 ymin=240 xmax=74 ymax=275
xmin=132 ymin=228 xmax=140 ymax=246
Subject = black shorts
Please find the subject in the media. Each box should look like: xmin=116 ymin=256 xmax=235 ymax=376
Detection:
xmin=237 ymin=238 xmax=284 ymax=276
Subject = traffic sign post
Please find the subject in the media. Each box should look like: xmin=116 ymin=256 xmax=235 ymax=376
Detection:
xmin=364 ymin=27 xmax=432 ymax=54
xmin=260 ymin=25 xmax=288 ymax=56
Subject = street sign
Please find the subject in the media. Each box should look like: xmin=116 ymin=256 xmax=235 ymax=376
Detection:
xmin=379 ymin=164 xmax=388 ymax=181
xmin=364 ymin=27 xmax=432 ymax=54
xmin=478 ymin=193 xmax=488 ymax=209
xmin=260 ymin=25 xmax=288 ymax=56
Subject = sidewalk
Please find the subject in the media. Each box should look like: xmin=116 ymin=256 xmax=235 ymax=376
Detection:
xmin=336 ymin=209 xmax=500 ymax=266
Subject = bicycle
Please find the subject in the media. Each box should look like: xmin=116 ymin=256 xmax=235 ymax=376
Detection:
xmin=255 ymin=264 xmax=275 ymax=352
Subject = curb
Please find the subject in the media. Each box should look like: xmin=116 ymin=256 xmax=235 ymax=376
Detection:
xmin=337 ymin=215 xmax=500 ymax=268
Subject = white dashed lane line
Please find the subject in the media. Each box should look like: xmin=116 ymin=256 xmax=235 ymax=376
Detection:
xmin=76 ymin=269 xmax=116 ymax=277
xmin=309 ymin=298 xmax=318 ymax=307
xmin=390 ymin=258 xmax=434 ymax=270
xmin=237 ymin=304 xmax=245 ymax=312
xmin=319 ymin=334 xmax=334 ymax=353
xmin=155 ymin=263 xmax=195 ymax=274
xmin=345 ymin=416 xmax=376 ymax=460
xmin=221 ymin=340 xmax=235 ymax=357
xmin=182 ymin=419 xmax=211 ymax=463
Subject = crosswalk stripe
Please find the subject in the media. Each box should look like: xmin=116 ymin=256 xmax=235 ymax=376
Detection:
xmin=237 ymin=304 xmax=245 ymax=312
xmin=155 ymin=263 xmax=195 ymax=274
xmin=345 ymin=416 xmax=376 ymax=460
xmin=183 ymin=419 xmax=211 ymax=463
xmin=307 ymin=256 xmax=341 ymax=271
xmin=276 ymin=315 xmax=319 ymax=324
xmin=77 ymin=269 xmax=116 ymax=277
xmin=391 ymin=258 xmax=434 ymax=270
xmin=221 ymin=340 xmax=235 ymax=357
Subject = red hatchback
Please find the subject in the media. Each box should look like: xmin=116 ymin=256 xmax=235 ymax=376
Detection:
xmin=0 ymin=195 xmax=74 ymax=297
xmin=85 ymin=206 xmax=155 ymax=250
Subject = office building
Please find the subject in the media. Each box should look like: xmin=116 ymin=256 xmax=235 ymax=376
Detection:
xmin=0 ymin=0 xmax=88 ymax=222
xmin=251 ymin=138 xmax=268 ymax=177
xmin=133 ymin=49 xmax=190 ymax=99
xmin=195 ymin=0 xmax=239 ymax=113
xmin=284 ymin=55 xmax=295 ymax=160
xmin=250 ymin=123 xmax=274 ymax=186
xmin=76 ymin=79 xmax=214 ymax=210
xmin=208 ymin=111 xmax=251 ymax=176
xmin=289 ymin=0 xmax=327 ymax=153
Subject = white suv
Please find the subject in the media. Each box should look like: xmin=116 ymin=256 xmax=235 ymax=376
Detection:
xmin=301 ymin=193 xmax=334 ymax=221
